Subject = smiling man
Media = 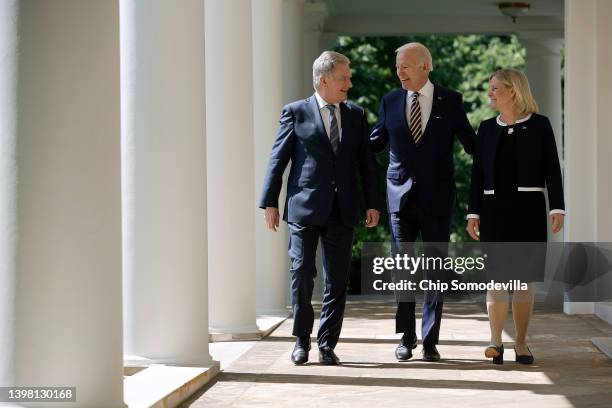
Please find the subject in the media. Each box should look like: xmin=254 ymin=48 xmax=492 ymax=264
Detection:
xmin=370 ymin=42 xmax=475 ymax=362
xmin=260 ymin=51 xmax=381 ymax=366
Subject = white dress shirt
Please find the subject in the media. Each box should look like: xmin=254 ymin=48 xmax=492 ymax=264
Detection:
xmin=406 ymin=80 xmax=434 ymax=134
xmin=315 ymin=92 xmax=342 ymax=142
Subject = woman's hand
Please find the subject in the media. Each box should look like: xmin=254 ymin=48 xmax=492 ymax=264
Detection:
xmin=467 ymin=218 xmax=480 ymax=241
xmin=550 ymin=213 xmax=564 ymax=234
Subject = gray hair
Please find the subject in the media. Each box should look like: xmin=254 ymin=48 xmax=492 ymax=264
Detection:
xmin=396 ymin=42 xmax=434 ymax=72
xmin=312 ymin=51 xmax=350 ymax=90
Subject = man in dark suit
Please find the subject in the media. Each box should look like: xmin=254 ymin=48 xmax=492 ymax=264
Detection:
xmin=260 ymin=51 xmax=381 ymax=365
xmin=370 ymin=43 xmax=475 ymax=361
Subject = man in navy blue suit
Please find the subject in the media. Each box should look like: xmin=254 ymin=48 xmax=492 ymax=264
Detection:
xmin=260 ymin=51 xmax=381 ymax=365
xmin=370 ymin=43 xmax=475 ymax=361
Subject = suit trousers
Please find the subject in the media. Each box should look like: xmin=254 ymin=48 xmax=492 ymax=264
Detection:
xmin=389 ymin=184 xmax=451 ymax=346
xmin=287 ymin=195 xmax=355 ymax=349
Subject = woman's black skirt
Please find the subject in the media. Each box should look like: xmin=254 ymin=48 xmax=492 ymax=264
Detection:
xmin=480 ymin=191 xmax=548 ymax=282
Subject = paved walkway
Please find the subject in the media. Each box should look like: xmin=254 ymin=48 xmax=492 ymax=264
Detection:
xmin=185 ymin=301 xmax=612 ymax=408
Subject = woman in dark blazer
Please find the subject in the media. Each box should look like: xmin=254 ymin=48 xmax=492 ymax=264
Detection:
xmin=467 ymin=69 xmax=565 ymax=365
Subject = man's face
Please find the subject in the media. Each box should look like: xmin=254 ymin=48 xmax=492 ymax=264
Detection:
xmin=488 ymin=76 xmax=515 ymax=111
xmin=319 ymin=63 xmax=352 ymax=104
xmin=396 ymin=49 xmax=429 ymax=92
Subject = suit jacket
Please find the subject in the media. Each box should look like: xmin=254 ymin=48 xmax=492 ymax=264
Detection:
xmin=468 ymin=113 xmax=565 ymax=216
xmin=370 ymin=84 xmax=475 ymax=215
xmin=259 ymin=94 xmax=381 ymax=227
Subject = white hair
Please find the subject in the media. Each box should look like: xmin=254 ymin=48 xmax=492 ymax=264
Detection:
xmin=312 ymin=51 xmax=350 ymax=90
xmin=396 ymin=42 xmax=434 ymax=72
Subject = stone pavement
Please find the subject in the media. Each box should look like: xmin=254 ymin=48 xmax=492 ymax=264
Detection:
xmin=184 ymin=300 xmax=612 ymax=408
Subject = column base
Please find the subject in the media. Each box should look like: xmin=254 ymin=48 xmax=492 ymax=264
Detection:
xmin=256 ymin=307 xmax=291 ymax=317
xmin=564 ymin=301 xmax=595 ymax=314
xmin=257 ymin=312 xmax=290 ymax=338
xmin=592 ymin=337 xmax=612 ymax=359
xmin=124 ymin=354 xmax=214 ymax=367
xmin=209 ymin=324 xmax=262 ymax=342
xmin=595 ymin=301 xmax=612 ymax=325
xmin=124 ymin=361 xmax=220 ymax=407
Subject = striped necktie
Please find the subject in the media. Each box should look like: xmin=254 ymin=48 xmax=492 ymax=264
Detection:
xmin=327 ymin=104 xmax=339 ymax=154
xmin=409 ymin=92 xmax=423 ymax=144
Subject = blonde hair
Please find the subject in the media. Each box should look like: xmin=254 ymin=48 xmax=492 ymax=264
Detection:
xmin=490 ymin=69 xmax=539 ymax=114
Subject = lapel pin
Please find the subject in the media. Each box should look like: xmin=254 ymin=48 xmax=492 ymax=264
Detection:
xmin=522 ymin=126 xmax=527 ymax=129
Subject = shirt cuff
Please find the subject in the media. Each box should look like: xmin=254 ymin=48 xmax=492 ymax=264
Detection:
xmin=549 ymin=209 xmax=565 ymax=215
xmin=466 ymin=214 xmax=480 ymax=220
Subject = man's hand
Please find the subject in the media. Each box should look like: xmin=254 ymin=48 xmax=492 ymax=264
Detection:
xmin=467 ymin=218 xmax=480 ymax=241
xmin=365 ymin=209 xmax=380 ymax=228
xmin=550 ymin=213 xmax=564 ymax=234
xmin=265 ymin=207 xmax=280 ymax=232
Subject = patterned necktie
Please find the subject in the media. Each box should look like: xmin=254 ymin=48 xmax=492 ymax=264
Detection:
xmin=409 ymin=92 xmax=423 ymax=144
xmin=327 ymin=104 xmax=339 ymax=154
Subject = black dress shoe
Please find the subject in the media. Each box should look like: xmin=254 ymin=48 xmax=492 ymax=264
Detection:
xmin=291 ymin=336 xmax=311 ymax=365
xmin=485 ymin=343 xmax=504 ymax=365
xmin=319 ymin=346 xmax=340 ymax=365
xmin=422 ymin=345 xmax=441 ymax=362
xmin=514 ymin=345 xmax=534 ymax=365
xmin=395 ymin=334 xmax=418 ymax=361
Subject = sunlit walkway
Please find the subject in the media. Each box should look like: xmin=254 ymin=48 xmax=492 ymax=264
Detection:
xmin=185 ymin=300 xmax=612 ymax=408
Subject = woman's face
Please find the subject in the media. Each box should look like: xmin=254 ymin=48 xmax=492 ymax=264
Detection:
xmin=488 ymin=76 xmax=515 ymax=112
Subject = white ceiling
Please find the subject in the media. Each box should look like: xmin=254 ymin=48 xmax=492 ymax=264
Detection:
xmin=324 ymin=0 xmax=563 ymax=17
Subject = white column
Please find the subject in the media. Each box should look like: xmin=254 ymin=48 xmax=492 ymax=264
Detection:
xmin=303 ymin=30 xmax=321 ymax=97
xmin=206 ymin=0 xmax=260 ymax=337
xmin=302 ymin=1 xmax=332 ymax=300
xmin=253 ymin=0 xmax=290 ymax=317
xmin=563 ymin=0 xmax=612 ymax=314
xmin=563 ymin=0 xmax=595 ymax=314
xmin=303 ymin=0 xmax=330 ymax=97
xmin=303 ymin=30 xmax=338 ymax=99
xmin=0 ymin=0 xmax=19 ymax=388
xmin=593 ymin=0 xmax=612 ymax=329
xmin=320 ymin=32 xmax=340 ymax=51
xmin=304 ymin=29 xmax=338 ymax=96
xmin=594 ymin=1 xmax=612 ymax=242
xmin=282 ymin=0 xmax=305 ymax=103
xmin=522 ymin=35 xmax=564 ymax=241
xmin=279 ymin=0 xmax=304 ymax=305
xmin=521 ymin=34 xmax=564 ymax=304
xmin=522 ymin=35 xmax=564 ymax=153
xmin=0 ymin=1 xmax=125 ymax=405
xmin=121 ymin=0 xmax=213 ymax=366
